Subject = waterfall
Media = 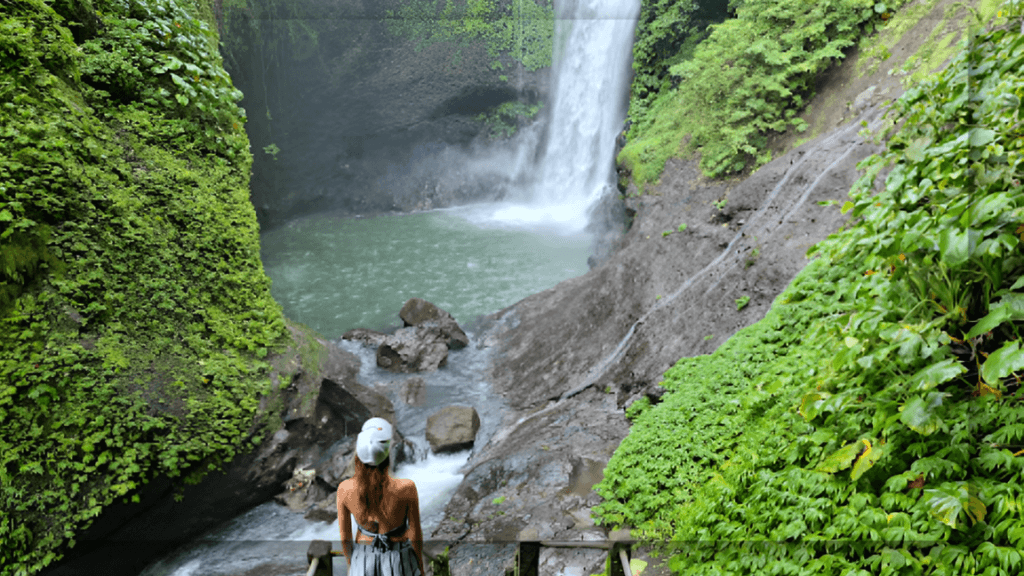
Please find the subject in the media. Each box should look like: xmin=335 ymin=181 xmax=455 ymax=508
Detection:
xmin=454 ymin=0 xmax=640 ymax=234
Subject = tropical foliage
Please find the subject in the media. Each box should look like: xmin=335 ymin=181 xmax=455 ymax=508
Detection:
xmin=597 ymin=7 xmax=1024 ymax=574
xmin=383 ymin=0 xmax=555 ymax=72
xmin=619 ymin=0 xmax=904 ymax=189
xmin=0 ymin=0 xmax=291 ymax=574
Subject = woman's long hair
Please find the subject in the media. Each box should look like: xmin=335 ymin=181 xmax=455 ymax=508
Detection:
xmin=353 ymin=454 xmax=391 ymax=520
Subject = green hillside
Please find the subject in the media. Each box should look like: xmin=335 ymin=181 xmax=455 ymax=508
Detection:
xmin=0 ymin=1 xmax=293 ymax=574
xmin=595 ymin=1 xmax=1024 ymax=574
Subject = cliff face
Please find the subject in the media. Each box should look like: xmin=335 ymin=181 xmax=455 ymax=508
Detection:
xmin=0 ymin=1 xmax=293 ymax=574
xmin=218 ymin=0 xmax=555 ymax=229
xmin=431 ymin=1 xmax=993 ymax=573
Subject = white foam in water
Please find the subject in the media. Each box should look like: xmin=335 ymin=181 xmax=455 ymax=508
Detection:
xmin=441 ymin=0 xmax=639 ymax=236
xmin=168 ymin=560 xmax=202 ymax=576
xmin=444 ymin=201 xmax=592 ymax=236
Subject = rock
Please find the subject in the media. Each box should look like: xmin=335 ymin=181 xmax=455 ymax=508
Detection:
xmin=426 ymin=406 xmax=480 ymax=453
xmin=399 ymin=297 xmax=446 ymax=326
xmin=376 ymin=325 xmax=449 ymax=372
xmin=319 ymin=444 xmax=356 ymax=488
xmin=399 ymin=298 xmax=469 ymax=349
xmin=398 ymin=377 xmax=426 ymax=406
xmin=341 ymin=328 xmax=388 ymax=348
xmin=275 ymin=468 xmax=332 ymax=512
xmin=305 ymin=492 xmax=338 ymax=523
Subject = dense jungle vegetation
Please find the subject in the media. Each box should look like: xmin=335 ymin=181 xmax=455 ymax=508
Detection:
xmin=619 ymin=0 xmax=915 ymax=187
xmin=596 ymin=0 xmax=1024 ymax=574
xmin=0 ymin=0 xmax=293 ymax=574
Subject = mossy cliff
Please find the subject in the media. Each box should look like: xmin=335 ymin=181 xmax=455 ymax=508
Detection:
xmin=595 ymin=0 xmax=1024 ymax=574
xmin=0 ymin=1 xmax=305 ymax=574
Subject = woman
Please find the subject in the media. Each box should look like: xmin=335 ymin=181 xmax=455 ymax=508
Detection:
xmin=337 ymin=418 xmax=425 ymax=576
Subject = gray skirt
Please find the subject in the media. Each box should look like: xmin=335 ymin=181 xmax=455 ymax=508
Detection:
xmin=348 ymin=541 xmax=422 ymax=576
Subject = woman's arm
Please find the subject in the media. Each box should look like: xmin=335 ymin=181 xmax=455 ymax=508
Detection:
xmin=337 ymin=483 xmax=353 ymax=565
xmin=406 ymin=481 xmax=425 ymax=574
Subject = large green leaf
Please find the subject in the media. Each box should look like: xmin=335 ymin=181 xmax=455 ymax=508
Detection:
xmin=900 ymin=392 xmax=946 ymax=435
xmin=924 ymin=483 xmax=986 ymax=528
xmin=851 ymin=439 xmax=887 ymax=481
xmin=981 ymin=340 xmax=1024 ymax=386
xmin=968 ymin=128 xmax=996 ymax=147
xmin=967 ymin=294 xmax=1024 ymax=339
xmin=908 ymin=358 xmax=965 ymax=391
xmin=904 ymin=136 xmax=932 ymax=163
xmin=799 ymin=391 xmax=831 ymax=421
xmin=938 ymin=228 xmax=970 ymax=267
xmin=816 ymin=441 xmax=862 ymax=473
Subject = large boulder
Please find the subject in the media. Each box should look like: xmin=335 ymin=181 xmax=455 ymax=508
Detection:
xmin=376 ymin=325 xmax=450 ymax=372
xmin=426 ymin=406 xmax=481 ymax=453
xmin=275 ymin=468 xmax=333 ymax=512
xmin=400 ymin=297 xmax=470 ymax=349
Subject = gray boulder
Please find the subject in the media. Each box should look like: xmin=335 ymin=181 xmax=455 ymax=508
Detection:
xmin=426 ymin=406 xmax=481 ymax=453
xmin=275 ymin=468 xmax=332 ymax=512
xmin=400 ymin=298 xmax=469 ymax=349
xmin=341 ymin=328 xmax=388 ymax=348
xmin=376 ymin=325 xmax=449 ymax=372
xmin=305 ymin=491 xmax=338 ymax=523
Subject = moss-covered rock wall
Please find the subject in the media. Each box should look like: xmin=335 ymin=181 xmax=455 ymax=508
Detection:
xmin=0 ymin=1 xmax=295 ymax=574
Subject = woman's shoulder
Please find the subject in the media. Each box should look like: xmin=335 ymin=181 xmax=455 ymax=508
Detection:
xmin=337 ymin=477 xmax=356 ymax=495
xmin=392 ymin=477 xmax=418 ymax=496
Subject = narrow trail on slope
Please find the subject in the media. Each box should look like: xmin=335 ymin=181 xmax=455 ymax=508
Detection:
xmin=473 ymin=109 xmax=886 ymax=464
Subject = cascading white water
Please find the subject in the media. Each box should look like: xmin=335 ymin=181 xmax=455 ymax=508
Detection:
xmin=452 ymin=0 xmax=640 ymax=234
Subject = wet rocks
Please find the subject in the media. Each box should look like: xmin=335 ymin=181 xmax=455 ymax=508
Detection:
xmin=426 ymin=406 xmax=481 ymax=453
xmin=376 ymin=325 xmax=450 ymax=372
xmin=275 ymin=468 xmax=333 ymax=513
xmin=360 ymin=298 xmax=470 ymax=373
xmin=341 ymin=328 xmax=388 ymax=348
xmin=305 ymin=491 xmax=339 ymax=523
xmin=400 ymin=297 xmax=470 ymax=349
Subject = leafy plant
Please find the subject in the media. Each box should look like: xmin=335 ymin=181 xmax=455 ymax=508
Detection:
xmin=735 ymin=295 xmax=750 ymax=310
xmin=0 ymin=1 xmax=291 ymax=574
xmin=619 ymin=0 xmax=908 ymax=189
xmin=476 ymin=101 xmax=542 ymax=139
xmin=596 ymin=7 xmax=1024 ymax=574
xmin=383 ymin=0 xmax=555 ymax=73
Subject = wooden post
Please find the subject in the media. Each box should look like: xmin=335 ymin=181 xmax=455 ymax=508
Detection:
xmin=517 ymin=541 xmax=540 ymax=576
xmin=609 ymin=542 xmax=631 ymax=576
xmin=306 ymin=540 xmax=333 ymax=576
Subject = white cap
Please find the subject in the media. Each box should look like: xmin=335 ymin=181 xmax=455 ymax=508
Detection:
xmin=356 ymin=418 xmax=393 ymax=466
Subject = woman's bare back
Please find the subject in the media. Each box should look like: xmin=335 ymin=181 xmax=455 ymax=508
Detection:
xmin=338 ymin=477 xmax=416 ymax=542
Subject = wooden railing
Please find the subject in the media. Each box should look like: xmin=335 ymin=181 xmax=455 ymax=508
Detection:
xmin=305 ymin=539 xmax=637 ymax=576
